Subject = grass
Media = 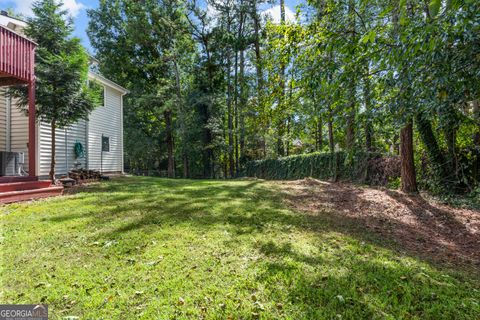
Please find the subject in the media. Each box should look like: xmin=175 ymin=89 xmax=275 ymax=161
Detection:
xmin=1 ymin=176 xmax=479 ymax=319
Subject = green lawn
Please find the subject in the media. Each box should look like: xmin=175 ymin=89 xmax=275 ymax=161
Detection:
xmin=1 ymin=177 xmax=479 ymax=319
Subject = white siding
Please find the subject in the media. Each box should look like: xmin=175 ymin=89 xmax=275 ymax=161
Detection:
xmin=0 ymin=89 xmax=6 ymax=151
xmin=1 ymin=75 xmax=124 ymax=177
xmin=10 ymin=96 xmax=29 ymax=172
xmin=87 ymin=86 xmax=123 ymax=173
xmin=39 ymin=119 xmax=87 ymax=177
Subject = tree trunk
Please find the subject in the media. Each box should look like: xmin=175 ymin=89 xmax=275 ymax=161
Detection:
xmin=328 ymin=111 xmax=334 ymax=153
xmin=286 ymin=116 xmax=291 ymax=156
xmin=363 ymin=71 xmax=373 ymax=151
xmin=317 ymin=116 xmax=323 ymax=151
xmin=164 ymin=109 xmax=175 ymax=178
xmin=400 ymin=121 xmax=418 ymax=193
xmin=276 ymin=0 xmax=286 ymax=158
xmin=239 ymin=48 xmax=246 ymax=167
xmin=234 ymin=50 xmax=239 ymax=175
xmin=251 ymin=0 xmax=266 ymax=158
xmin=234 ymin=6 xmax=245 ymax=175
xmin=173 ymin=58 xmax=188 ymax=178
xmin=227 ymin=57 xmax=234 ymax=178
xmin=473 ymin=100 xmax=480 ymax=147
xmin=49 ymin=119 xmax=56 ymax=182
xmin=346 ymin=0 xmax=356 ymax=152
xmin=183 ymin=154 xmax=189 ymax=179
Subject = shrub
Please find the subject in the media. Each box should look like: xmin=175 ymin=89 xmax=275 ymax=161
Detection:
xmin=245 ymin=152 xmax=400 ymax=186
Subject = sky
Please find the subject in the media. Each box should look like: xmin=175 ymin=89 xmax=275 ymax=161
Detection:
xmin=0 ymin=0 xmax=302 ymax=53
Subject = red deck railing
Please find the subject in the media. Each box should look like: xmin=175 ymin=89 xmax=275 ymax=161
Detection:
xmin=0 ymin=24 xmax=37 ymax=177
xmin=0 ymin=25 xmax=35 ymax=84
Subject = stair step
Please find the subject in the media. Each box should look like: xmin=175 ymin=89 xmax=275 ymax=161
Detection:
xmin=0 ymin=180 xmax=52 ymax=193
xmin=0 ymin=186 xmax=64 ymax=204
xmin=0 ymin=176 xmax=38 ymax=183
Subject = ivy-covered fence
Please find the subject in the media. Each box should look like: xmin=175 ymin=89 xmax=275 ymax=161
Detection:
xmin=245 ymin=152 xmax=401 ymax=186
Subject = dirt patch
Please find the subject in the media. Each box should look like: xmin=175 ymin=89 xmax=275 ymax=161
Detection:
xmin=279 ymin=178 xmax=480 ymax=269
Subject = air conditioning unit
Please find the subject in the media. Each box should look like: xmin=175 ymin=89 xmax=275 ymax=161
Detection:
xmin=0 ymin=151 xmax=18 ymax=176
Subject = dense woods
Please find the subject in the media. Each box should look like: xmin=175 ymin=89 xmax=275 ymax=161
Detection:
xmin=87 ymin=0 xmax=480 ymax=195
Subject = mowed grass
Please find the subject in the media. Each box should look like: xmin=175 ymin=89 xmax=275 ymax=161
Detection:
xmin=1 ymin=177 xmax=479 ymax=319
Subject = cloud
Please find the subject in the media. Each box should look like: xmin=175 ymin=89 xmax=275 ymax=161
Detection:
xmin=263 ymin=5 xmax=296 ymax=24
xmin=1 ymin=0 xmax=86 ymax=17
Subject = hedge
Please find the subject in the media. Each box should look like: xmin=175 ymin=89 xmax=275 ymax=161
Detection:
xmin=245 ymin=151 xmax=400 ymax=185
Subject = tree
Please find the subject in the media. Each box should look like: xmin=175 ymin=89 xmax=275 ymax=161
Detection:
xmin=12 ymin=0 xmax=96 ymax=181
xmin=88 ymin=0 xmax=194 ymax=178
xmin=86 ymin=0 xmax=480 ymax=195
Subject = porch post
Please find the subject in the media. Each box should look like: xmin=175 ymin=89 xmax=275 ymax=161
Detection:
xmin=28 ymin=79 xmax=36 ymax=177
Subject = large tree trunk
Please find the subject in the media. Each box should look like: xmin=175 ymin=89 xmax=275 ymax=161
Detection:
xmin=49 ymin=119 xmax=56 ymax=182
xmin=164 ymin=109 xmax=175 ymax=178
xmin=400 ymin=121 xmax=418 ymax=193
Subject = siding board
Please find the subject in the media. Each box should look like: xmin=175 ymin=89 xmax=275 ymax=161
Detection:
xmin=87 ymin=86 xmax=123 ymax=173
xmin=0 ymin=76 xmax=124 ymax=178
xmin=9 ymin=95 xmax=28 ymax=172
xmin=38 ymin=119 xmax=87 ymax=176
xmin=0 ymin=89 xmax=6 ymax=150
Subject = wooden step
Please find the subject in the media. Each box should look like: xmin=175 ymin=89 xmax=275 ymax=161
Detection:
xmin=0 ymin=176 xmax=38 ymax=183
xmin=0 ymin=186 xmax=64 ymax=204
xmin=0 ymin=180 xmax=52 ymax=193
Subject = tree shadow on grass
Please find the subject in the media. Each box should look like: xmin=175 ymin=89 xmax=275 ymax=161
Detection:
xmin=35 ymin=177 xmax=480 ymax=318
xmin=56 ymin=177 xmax=480 ymax=270
xmin=255 ymin=241 xmax=479 ymax=319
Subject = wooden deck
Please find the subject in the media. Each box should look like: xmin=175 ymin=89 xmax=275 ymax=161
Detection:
xmin=0 ymin=178 xmax=63 ymax=204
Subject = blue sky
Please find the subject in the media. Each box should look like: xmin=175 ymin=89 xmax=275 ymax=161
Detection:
xmin=0 ymin=0 xmax=302 ymax=53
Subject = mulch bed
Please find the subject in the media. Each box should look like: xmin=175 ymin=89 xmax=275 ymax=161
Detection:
xmin=280 ymin=178 xmax=480 ymax=270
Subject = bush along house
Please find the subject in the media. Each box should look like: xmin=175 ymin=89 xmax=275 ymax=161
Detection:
xmin=0 ymin=12 xmax=127 ymax=203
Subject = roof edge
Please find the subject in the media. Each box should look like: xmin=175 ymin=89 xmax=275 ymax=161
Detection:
xmin=88 ymin=72 xmax=129 ymax=95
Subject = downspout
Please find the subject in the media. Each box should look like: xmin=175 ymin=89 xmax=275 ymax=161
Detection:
xmin=85 ymin=118 xmax=89 ymax=170
xmin=65 ymin=127 xmax=68 ymax=173
xmin=101 ymin=134 xmax=103 ymax=174
xmin=6 ymin=96 xmax=11 ymax=152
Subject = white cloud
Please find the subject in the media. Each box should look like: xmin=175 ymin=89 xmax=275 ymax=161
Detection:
xmin=1 ymin=0 xmax=86 ymax=17
xmin=263 ymin=5 xmax=296 ymax=24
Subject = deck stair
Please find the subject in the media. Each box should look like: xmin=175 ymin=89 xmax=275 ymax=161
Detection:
xmin=0 ymin=179 xmax=63 ymax=204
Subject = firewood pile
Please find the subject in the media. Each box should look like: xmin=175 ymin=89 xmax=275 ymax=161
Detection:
xmin=68 ymin=169 xmax=103 ymax=184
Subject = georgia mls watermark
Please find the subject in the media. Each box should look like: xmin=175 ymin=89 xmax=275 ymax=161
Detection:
xmin=0 ymin=305 xmax=48 ymax=320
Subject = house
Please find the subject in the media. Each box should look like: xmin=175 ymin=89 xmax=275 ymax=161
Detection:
xmin=0 ymin=13 xmax=127 ymax=202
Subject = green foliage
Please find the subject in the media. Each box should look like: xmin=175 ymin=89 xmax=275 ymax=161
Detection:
xmin=87 ymin=0 xmax=480 ymax=194
xmin=11 ymin=0 xmax=96 ymax=127
xmin=88 ymin=81 xmax=104 ymax=107
xmin=246 ymin=151 xmax=376 ymax=181
xmin=88 ymin=0 xmax=196 ymax=177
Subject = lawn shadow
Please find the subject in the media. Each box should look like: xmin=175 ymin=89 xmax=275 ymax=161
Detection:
xmin=56 ymin=177 xmax=480 ymax=271
xmin=33 ymin=177 xmax=480 ymax=318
